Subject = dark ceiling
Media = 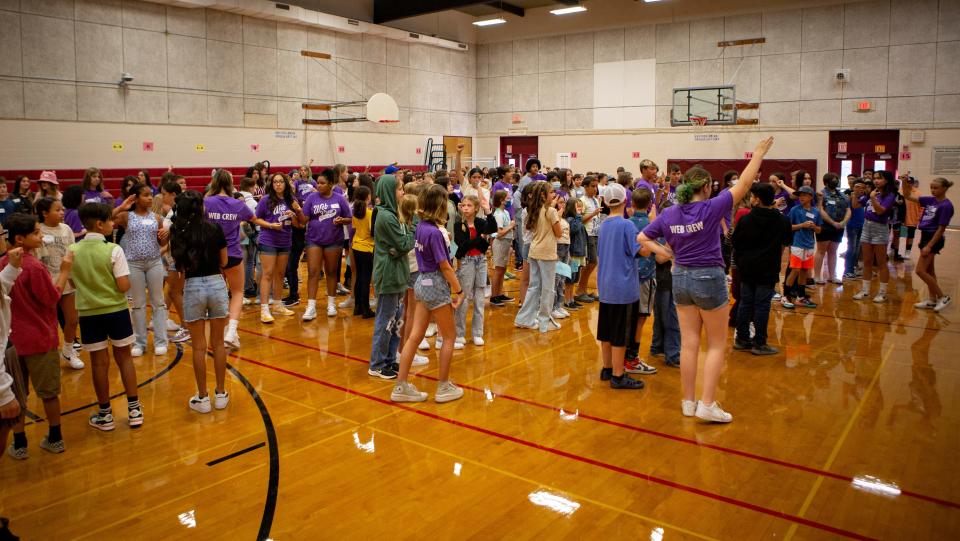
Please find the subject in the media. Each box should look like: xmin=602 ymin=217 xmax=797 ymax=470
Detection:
xmin=277 ymin=0 xmax=580 ymax=23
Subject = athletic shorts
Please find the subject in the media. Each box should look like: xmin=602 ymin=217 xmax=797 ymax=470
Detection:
xmin=78 ymin=309 xmax=135 ymax=352
xmin=414 ymin=271 xmax=452 ymax=310
xmin=861 ymin=220 xmax=890 ymax=245
xmin=307 ymin=243 xmax=342 ymax=252
xmin=19 ymin=349 xmax=60 ymax=400
xmin=492 ymin=237 xmax=512 ymax=268
xmin=638 ymin=278 xmax=656 ymax=316
xmin=815 ymin=224 xmax=844 ymax=243
xmin=919 ymin=230 xmax=945 ymax=255
xmin=597 ymin=301 xmax=639 ymax=348
xmin=258 ymin=243 xmax=290 ymax=255
xmin=183 ymin=275 xmax=229 ymax=322
xmin=672 ymin=265 xmax=729 ymax=311
xmin=407 ymin=270 xmax=419 ymax=289
xmin=225 ymin=256 xmax=243 ymax=269
xmin=586 ymin=236 xmax=598 ymax=263
xmin=789 ymin=247 xmax=815 ymax=269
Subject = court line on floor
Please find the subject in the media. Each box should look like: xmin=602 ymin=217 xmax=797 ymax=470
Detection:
xmin=782 ymin=346 xmax=895 ymax=541
xmin=236 ymin=325 xmax=960 ymax=511
xmin=372 ymin=427 xmax=720 ymax=541
xmin=226 ymin=350 xmax=877 ymax=541
xmin=773 ymin=307 xmax=957 ymax=333
xmin=206 ymin=442 xmax=265 ymax=466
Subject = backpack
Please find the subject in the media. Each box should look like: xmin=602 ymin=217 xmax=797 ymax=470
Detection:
xmin=821 ymin=188 xmax=848 ymax=223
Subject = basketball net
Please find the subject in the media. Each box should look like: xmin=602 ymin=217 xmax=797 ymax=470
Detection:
xmin=690 ymin=116 xmax=708 ymax=127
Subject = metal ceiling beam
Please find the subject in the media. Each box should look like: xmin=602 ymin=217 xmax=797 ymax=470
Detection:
xmin=374 ymin=0 xmax=524 ymax=23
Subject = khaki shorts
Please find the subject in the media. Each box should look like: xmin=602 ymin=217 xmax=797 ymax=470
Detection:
xmin=492 ymin=237 xmax=513 ymax=268
xmin=20 ymin=349 xmax=61 ymax=400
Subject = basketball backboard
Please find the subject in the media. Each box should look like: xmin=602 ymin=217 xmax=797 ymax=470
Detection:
xmin=671 ymin=86 xmax=736 ymax=126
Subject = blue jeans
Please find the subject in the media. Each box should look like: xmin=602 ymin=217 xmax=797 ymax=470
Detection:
xmin=650 ymin=287 xmax=680 ymax=363
xmin=455 ymin=256 xmax=487 ymax=338
xmin=128 ymin=257 xmax=168 ymax=349
xmin=735 ymin=281 xmax=774 ymax=346
xmin=844 ymin=226 xmax=862 ymax=275
xmin=514 ymin=258 xmax=557 ymax=330
xmin=369 ymin=292 xmax=403 ymax=371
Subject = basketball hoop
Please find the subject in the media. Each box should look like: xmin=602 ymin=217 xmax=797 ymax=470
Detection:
xmin=366 ymin=93 xmax=399 ymax=124
xmin=690 ymin=116 xmax=708 ymax=126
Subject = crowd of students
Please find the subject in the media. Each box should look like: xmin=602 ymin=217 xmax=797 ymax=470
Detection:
xmin=0 ymin=140 xmax=954 ymax=463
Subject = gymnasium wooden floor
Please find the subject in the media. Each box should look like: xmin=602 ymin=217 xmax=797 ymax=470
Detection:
xmin=2 ymin=233 xmax=958 ymax=540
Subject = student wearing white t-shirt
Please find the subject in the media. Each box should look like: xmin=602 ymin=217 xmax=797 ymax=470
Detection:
xmin=575 ymin=175 xmax=603 ymax=303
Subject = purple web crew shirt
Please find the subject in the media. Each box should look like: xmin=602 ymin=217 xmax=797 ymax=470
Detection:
xmin=917 ymin=196 xmax=955 ymax=231
xmin=642 ymin=189 xmax=733 ymax=268
xmin=255 ymin=197 xmax=294 ymax=248
xmin=83 ymin=190 xmax=112 ymax=204
xmin=415 ymin=221 xmax=450 ymax=273
xmin=204 ymin=195 xmax=254 ymax=259
xmin=303 ymin=191 xmax=351 ymax=246
xmin=861 ymin=192 xmax=897 ymax=224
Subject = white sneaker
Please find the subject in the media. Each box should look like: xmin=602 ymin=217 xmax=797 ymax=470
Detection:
xmin=695 ymin=400 xmax=732 ymax=423
xmin=412 ymin=354 xmax=429 ymax=366
xmin=391 ymin=381 xmax=428 ymax=403
xmin=224 ymin=330 xmax=240 ymax=349
xmin=852 ymin=290 xmax=869 ymax=300
xmin=453 ymin=337 xmax=465 ymax=350
xmin=154 ymin=345 xmax=168 ymax=356
xmin=166 ymin=320 xmax=180 ymax=332
xmin=189 ymin=394 xmax=211 ymax=414
xmin=551 ymin=309 xmax=569 ymax=320
xmin=905 ymin=249 xmax=912 ymax=258
xmin=772 ymin=293 xmax=782 ymax=301
xmin=63 ymin=350 xmax=84 ymax=370
xmin=559 ymin=307 xmax=570 ymax=317
xmin=681 ymin=400 xmax=696 ymax=417
xmin=934 ymin=295 xmax=952 ymax=312
xmin=302 ymin=305 xmax=317 ymax=321
xmin=327 ymin=302 xmax=338 ymax=317
xmin=214 ymin=390 xmax=229 ymax=410
xmin=131 ymin=345 xmax=144 ymax=357
xmin=425 ymin=323 xmax=437 ymax=337
xmin=873 ymin=293 xmax=887 ymax=303
xmin=472 ymin=336 xmax=485 ymax=346
xmin=914 ymin=299 xmax=937 ymax=309
xmin=242 ymin=297 xmax=255 ymax=306
xmin=418 ymin=338 xmax=430 ymax=350
xmin=435 ymin=337 xmax=443 ymax=350
xmin=435 ymin=380 xmax=464 ymax=403
xmin=338 ymin=297 xmax=354 ymax=309
xmin=369 ymin=297 xmax=377 ymax=308
xmin=273 ymin=303 xmax=295 ymax=317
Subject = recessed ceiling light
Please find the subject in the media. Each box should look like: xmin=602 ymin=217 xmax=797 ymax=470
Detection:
xmin=643 ymin=0 xmax=665 ymax=3
xmin=473 ymin=17 xmax=506 ymax=26
xmin=550 ymin=6 xmax=587 ymax=15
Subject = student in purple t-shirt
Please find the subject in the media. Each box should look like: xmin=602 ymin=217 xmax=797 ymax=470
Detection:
xmin=636 ymin=158 xmax=659 ymax=194
xmin=639 ymin=137 xmax=774 ymax=424
xmin=391 ymin=184 xmax=465 ymax=405
xmin=302 ymin=168 xmax=352 ymax=321
xmin=852 ymin=171 xmax=899 ymax=303
xmin=905 ymin=177 xmax=954 ymax=312
xmin=204 ymin=170 xmax=256 ymax=349
xmin=254 ymin=172 xmax=304 ymax=324
xmin=770 ymin=172 xmax=796 ymax=215
xmin=81 ymin=167 xmax=114 ymax=205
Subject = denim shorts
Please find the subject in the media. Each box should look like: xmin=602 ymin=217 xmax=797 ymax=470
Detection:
xmin=672 ymin=264 xmax=729 ymax=311
xmin=861 ymin=219 xmax=889 ymax=245
xmin=414 ymin=271 xmax=451 ymax=310
xmin=258 ymin=243 xmax=290 ymax=255
xmin=407 ymin=270 xmax=419 ymax=289
xmin=183 ymin=274 xmax=229 ymax=322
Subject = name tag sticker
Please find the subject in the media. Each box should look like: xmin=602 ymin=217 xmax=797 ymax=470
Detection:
xmin=827 ymin=200 xmax=836 ymax=205
xmin=421 ymin=278 xmax=434 ymax=286
xmin=806 ymin=212 xmax=815 ymax=219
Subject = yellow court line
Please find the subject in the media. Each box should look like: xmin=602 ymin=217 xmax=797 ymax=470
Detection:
xmin=76 ymin=425 xmax=359 ymax=540
xmin=783 ymin=344 xmax=894 ymax=541
xmin=372 ymin=427 xmax=719 ymax=541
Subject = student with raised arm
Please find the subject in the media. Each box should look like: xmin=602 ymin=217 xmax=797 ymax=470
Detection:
xmin=905 ymin=178 xmax=954 ymax=312
xmin=638 ymin=137 xmax=774 ymax=423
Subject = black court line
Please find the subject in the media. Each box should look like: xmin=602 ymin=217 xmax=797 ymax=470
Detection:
xmin=205 ymin=441 xmax=266 ymax=467
xmin=223 ymin=358 xmax=279 ymax=541
xmin=775 ymin=306 xmax=957 ymax=334
xmin=24 ymin=344 xmax=183 ymax=426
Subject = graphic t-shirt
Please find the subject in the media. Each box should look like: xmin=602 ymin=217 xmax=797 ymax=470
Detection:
xmin=37 ymin=222 xmax=75 ymax=293
xmin=415 ymin=221 xmax=450 ymax=273
xmin=83 ymin=190 xmax=112 ymax=205
xmin=642 ymin=189 xmax=733 ymax=268
xmin=789 ymin=204 xmax=822 ymax=249
xmin=774 ymin=189 xmax=794 ymax=215
xmin=862 ymin=192 xmax=897 ymax=224
xmin=255 ymin=197 xmax=294 ymax=248
xmin=204 ymin=195 xmax=254 ymax=258
xmin=303 ymin=191 xmax=351 ymax=246
xmin=917 ymin=196 xmax=955 ymax=231
xmin=597 ymin=216 xmax=640 ymax=304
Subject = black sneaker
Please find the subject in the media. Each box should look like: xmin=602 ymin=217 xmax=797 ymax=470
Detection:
xmin=500 ymin=294 xmax=515 ymax=303
xmin=733 ymin=339 xmax=753 ymax=351
xmin=599 ymin=367 xmax=612 ymax=381
xmin=664 ymin=358 xmax=681 ymax=368
xmin=610 ymin=374 xmax=644 ymax=389
xmin=368 ymin=367 xmax=398 ymax=379
xmin=282 ymin=296 xmax=300 ymax=307
xmin=490 ymin=296 xmax=505 ymax=306
xmin=751 ymin=344 xmax=779 ymax=356
xmin=89 ymin=410 xmax=115 ymax=432
xmin=390 ymin=362 xmax=400 ymax=372
xmin=564 ymin=301 xmax=581 ymax=310
xmin=575 ymin=294 xmax=594 ymax=304
xmin=72 ymin=339 xmax=82 ymax=351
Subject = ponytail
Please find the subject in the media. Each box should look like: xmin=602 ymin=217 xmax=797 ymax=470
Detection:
xmin=676 ymin=167 xmax=711 ymax=204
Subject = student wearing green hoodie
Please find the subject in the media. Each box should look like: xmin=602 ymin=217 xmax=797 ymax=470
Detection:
xmin=368 ymin=175 xmax=414 ymax=379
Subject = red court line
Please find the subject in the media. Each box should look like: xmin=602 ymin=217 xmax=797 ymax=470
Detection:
xmin=227 ymin=349 xmax=876 ymax=541
xmin=238 ymin=327 xmax=960 ymax=511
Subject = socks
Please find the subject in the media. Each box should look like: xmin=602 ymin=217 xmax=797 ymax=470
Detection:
xmin=12 ymin=431 xmax=26 ymax=449
xmin=227 ymin=319 xmax=239 ymax=334
xmin=127 ymin=396 xmax=140 ymax=410
xmin=47 ymin=424 xmax=62 ymax=443
xmin=307 ymin=299 xmax=317 ymax=309
xmin=98 ymin=402 xmax=111 ymax=412
xmin=879 ymin=283 xmax=888 ymax=294
xmin=327 ymin=296 xmax=335 ymax=306
xmin=861 ymin=280 xmax=871 ymax=294
xmin=261 ymin=303 xmax=270 ymax=311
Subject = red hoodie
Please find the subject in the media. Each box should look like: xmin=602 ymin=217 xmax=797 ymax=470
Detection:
xmin=0 ymin=252 xmax=61 ymax=355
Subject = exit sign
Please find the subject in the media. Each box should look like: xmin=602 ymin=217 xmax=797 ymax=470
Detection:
xmin=744 ymin=151 xmax=753 ymax=159
xmin=632 ymin=151 xmax=640 ymax=159
xmin=570 ymin=152 xmax=577 ymax=158
xmin=875 ymin=145 xmax=886 ymax=153
xmin=337 ymin=145 xmax=345 ymax=153
xmin=858 ymin=101 xmax=872 ymax=111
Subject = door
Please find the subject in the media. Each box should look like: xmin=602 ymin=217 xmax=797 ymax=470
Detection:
xmin=828 ymin=130 xmax=900 ymax=179
xmin=500 ymin=136 xmax=538 ymax=171
xmin=443 ymin=136 xmax=472 ymax=170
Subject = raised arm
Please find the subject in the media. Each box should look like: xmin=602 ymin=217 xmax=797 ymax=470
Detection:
xmin=902 ymin=178 xmax=920 ymax=203
xmin=452 ymin=144 xmax=464 ymax=185
xmin=730 ymin=137 xmax=774 ymax=204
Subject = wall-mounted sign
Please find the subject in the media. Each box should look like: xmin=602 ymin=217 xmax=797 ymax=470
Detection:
xmin=570 ymin=152 xmax=577 ymax=158
xmin=142 ymin=142 xmax=154 ymax=152
xmin=195 ymin=144 xmax=205 ymax=152
xmin=838 ymin=142 xmax=848 ymax=152
xmin=250 ymin=144 xmax=260 ymax=152
xmin=416 ymin=147 xmax=422 ymax=155
xmin=632 ymin=152 xmax=640 ymax=158
xmin=337 ymin=145 xmax=345 ymax=153
xmin=112 ymin=142 xmax=124 ymax=152
xmin=744 ymin=151 xmax=754 ymax=159
xmin=932 ymin=146 xmax=960 ymax=174
xmin=899 ymin=151 xmax=911 ymax=161
xmin=874 ymin=144 xmax=886 ymax=153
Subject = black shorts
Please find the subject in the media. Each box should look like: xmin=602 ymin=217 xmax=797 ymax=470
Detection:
xmin=78 ymin=309 xmax=135 ymax=352
xmin=586 ymin=236 xmax=598 ymax=263
xmin=919 ymin=230 xmax=945 ymax=254
xmin=596 ymin=301 xmax=639 ymax=348
xmin=815 ymin=224 xmax=844 ymax=243
xmin=225 ymin=256 xmax=243 ymax=269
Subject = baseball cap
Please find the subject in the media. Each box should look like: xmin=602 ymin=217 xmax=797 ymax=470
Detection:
xmin=384 ymin=165 xmax=399 ymax=174
xmin=602 ymin=183 xmax=627 ymax=206
xmin=797 ymin=186 xmax=815 ymax=196
xmin=39 ymin=170 xmax=59 ymax=185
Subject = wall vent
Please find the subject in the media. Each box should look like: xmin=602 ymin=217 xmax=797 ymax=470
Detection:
xmin=409 ymin=33 xmax=420 ymax=39
xmin=274 ymin=3 xmax=290 ymax=10
xmin=347 ymin=19 xmax=360 ymax=26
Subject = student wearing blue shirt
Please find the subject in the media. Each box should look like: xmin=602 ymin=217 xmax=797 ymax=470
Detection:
xmin=783 ymin=186 xmax=821 ymax=308
xmin=843 ymin=178 xmax=867 ymax=279
xmin=624 ymin=188 xmax=658 ymax=376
